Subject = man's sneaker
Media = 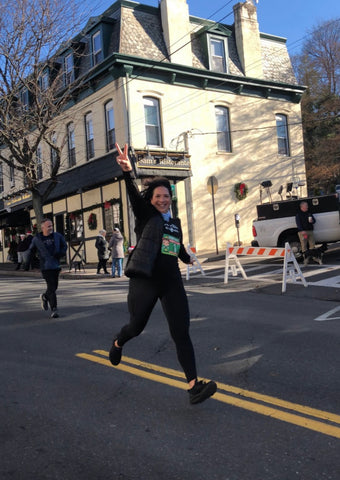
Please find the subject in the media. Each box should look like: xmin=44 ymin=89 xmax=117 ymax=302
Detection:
xmin=109 ymin=339 xmax=122 ymax=366
xmin=40 ymin=294 xmax=49 ymax=311
xmin=188 ymin=380 xmax=217 ymax=405
xmin=50 ymin=309 xmax=59 ymax=318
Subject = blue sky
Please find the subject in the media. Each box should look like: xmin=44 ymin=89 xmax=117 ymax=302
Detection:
xmin=89 ymin=0 xmax=340 ymax=55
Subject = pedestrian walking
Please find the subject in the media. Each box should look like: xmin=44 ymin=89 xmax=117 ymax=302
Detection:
xmin=109 ymin=143 xmax=217 ymax=405
xmin=108 ymin=227 xmax=124 ymax=277
xmin=95 ymin=229 xmax=110 ymax=274
xmin=27 ymin=218 xmax=67 ymax=318
xmin=16 ymin=233 xmax=32 ymax=271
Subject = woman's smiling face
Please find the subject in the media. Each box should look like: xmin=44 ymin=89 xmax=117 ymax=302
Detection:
xmin=150 ymin=186 xmax=171 ymax=213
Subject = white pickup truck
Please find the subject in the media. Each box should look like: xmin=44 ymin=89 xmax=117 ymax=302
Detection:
xmin=251 ymin=194 xmax=340 ymax=251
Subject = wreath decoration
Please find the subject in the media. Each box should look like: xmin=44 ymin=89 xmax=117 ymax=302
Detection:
xmin=88 ymin=213 xmax=97 ymax=230
xmin=234 ymin=182 xmax=248 ymax=201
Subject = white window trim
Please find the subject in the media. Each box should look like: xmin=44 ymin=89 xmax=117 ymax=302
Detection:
xmin=208 ymin=34 xmax=229 ymax=74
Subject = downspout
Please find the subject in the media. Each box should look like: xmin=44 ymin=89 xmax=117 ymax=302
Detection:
xmin=123 ymin=68 xmax=136 ymax=247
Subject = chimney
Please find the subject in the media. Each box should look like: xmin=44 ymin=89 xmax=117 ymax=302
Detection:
xmin=233 ymin=1 xmax=263 ymax=78
xmin=160 ymin=0 xmax=192 ymax=66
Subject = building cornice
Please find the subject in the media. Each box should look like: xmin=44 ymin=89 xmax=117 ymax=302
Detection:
xmin=69 ymin=52 xmax=305 ymax=110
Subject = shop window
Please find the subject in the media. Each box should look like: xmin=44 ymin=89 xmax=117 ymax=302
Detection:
xmin=104 ymin=201 xmax=121 ymax=234
xmin=66 ymin=212 xmax=83 ymax=242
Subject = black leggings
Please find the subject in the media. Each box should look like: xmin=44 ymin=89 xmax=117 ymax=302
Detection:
xmin=116 ymin=276 xmax=197 ymax=383
xmin=42 ymin=269 xmax=60 ymax=310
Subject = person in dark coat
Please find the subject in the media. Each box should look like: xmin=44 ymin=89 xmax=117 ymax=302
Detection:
xmin=109 ymin=143 xmax=217 ymax=405
xmin=95 ymin=229 xmax=110 ymax=274
xmin=295 ymin=201 xmax=320 ymax=265
xmin=16 ymin=233 xmax=32 ymax=270
xmin=27 ymin=218 xmax=67 ymax=318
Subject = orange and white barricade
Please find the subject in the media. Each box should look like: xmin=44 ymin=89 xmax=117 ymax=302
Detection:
xmin=224 ymin=242 xmax=307 ymax=293
xmin=186 ymin=245 xmax=205 ymax=280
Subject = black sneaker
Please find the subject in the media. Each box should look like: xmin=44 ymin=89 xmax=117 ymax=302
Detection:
xmin=40 ymin=294 xmax=49 ymax=311
xmin=109 ymin=340 xmax=122 ymax=366
xmin=50 ymin=309 xmax=59 ymax=318
xmin=188 ymin=380 xmax=217 ymax=405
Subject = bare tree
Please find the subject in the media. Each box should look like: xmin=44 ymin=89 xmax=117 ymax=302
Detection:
xmin=293 ymin=18 xmax=340 ymax=194
xmin=0 ymin=0 xmax=92 ymax=228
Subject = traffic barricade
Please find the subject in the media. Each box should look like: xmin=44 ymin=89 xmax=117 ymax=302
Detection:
xmin=186 ymin=245 xmax=205 ymax=280
xmin=224 ymin=242 xmax=307 ymax=293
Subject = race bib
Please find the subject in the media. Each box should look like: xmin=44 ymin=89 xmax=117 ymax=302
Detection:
xmin=161 ymin=234 xmax=180 ymax=257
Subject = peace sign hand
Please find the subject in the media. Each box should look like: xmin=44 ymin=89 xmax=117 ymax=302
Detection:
xmin=115 ymin=143 xmax=132 ymax=172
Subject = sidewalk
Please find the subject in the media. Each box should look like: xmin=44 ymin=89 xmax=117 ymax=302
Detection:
xmin=0 ymin=251 xmax=223 ymax=280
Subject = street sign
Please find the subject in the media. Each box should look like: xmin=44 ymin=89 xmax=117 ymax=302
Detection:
xmin=207 ymin=176 xmax=218 ymax=195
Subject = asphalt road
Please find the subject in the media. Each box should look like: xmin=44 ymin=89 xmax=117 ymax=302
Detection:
xmin=0 ymin=261 xmax=339 ymax=480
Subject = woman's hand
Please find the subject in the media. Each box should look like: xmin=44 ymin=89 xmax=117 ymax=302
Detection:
xmin=115 ymin=143 xmax=133 ymax=172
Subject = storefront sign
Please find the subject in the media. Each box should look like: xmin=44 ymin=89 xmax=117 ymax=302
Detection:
xmin=4 ymin=192 xmax=32 ymax=208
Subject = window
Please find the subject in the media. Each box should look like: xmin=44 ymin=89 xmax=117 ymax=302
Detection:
xmin=92 ymin=31 xmax=103 ymax=65
xmin=36 ymin=145 xmax=43 ymax=180
xmin=276 ymin=114 xmax=290 ymax=156
xmin=64 ymin=53 xmax=74 ymax=86
xmin=67 ymin=212 xmax=84 ymax=242
xmin=215 ymin=106 xmax=231 ymax=152
xmin=50 ymin=132 xmax=58 ymax=172
xmin=209 ymin=36 xmax=228 ymax=73
xmin=67 ymin=122 xmax=76 ymax=167
xmin=20 ymin=88 xmax=29 ymax=111
xmin=105 ymin=101 xmax=115 ymax=151
xmin=39 ymin=71 xmax=49 ymax=91
xmin=143 ymin=97 xmax=162 ymax=147
xmin=85 ymin=112 xmax=95 ymax=160
xmin=0 ymin=163 xmax=3 ymax=194
xmin=10 ymin=164 xmax=15 ymax=187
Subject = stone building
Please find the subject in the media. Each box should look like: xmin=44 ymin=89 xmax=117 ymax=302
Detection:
xmin=0 ymin=0 xmax=306 ymax=263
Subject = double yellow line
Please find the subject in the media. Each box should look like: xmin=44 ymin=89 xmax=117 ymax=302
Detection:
xmin=76 ymin=350 xmax=340 ymax=439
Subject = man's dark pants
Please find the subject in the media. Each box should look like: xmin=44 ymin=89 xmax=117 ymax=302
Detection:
xmin=42 ymin=269 xmax=60 ymax=310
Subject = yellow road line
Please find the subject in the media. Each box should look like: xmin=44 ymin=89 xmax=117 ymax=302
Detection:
xmin=93 ymin=350 xmax=340 ymax=426
xmin=76 ymin=351 xmax=340 ymax=439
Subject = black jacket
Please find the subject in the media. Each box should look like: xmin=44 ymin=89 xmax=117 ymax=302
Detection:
xmin=123 ymin=171 xmax=191 ymax=278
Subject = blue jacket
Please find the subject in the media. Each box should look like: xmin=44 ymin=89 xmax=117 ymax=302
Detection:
xmin=29 ymin=232 xmax=67 ymax=271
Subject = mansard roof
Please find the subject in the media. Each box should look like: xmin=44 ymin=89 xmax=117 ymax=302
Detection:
xmin=89 ymin=1 xmax=297 ymax=85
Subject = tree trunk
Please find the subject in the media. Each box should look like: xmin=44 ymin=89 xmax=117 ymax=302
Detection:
xmin=32 ymin=190 xmax=45 ymax=232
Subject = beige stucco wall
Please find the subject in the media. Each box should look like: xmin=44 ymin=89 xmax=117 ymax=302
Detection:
xmin=124 ymin=77 xmax=306 ymax=253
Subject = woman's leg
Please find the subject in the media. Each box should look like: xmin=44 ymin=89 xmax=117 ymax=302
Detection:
xmin=111 ymin=258 xmax=117 ymax=277
xmin=160 ymin=280 xmax=197 ymax=383
xmin=116 ymin=278 xmax=158 ymax=346
xmin=117 ymin=258 xmax=123 ymax=277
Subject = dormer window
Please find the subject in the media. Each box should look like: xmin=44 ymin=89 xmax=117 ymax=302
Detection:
xmin=92 ymin=31 xmax=103 ymax=66
xmin=209 ymin=35 xmax=228 ymax=73
xmin=20 ymin=88 xmax=29 ymax=111
xmin=0 ymin=163 xmax=3 ymax=194
xmin=39 ymin=71 xmax=49 ymax=91
xmin=64 ymin=53 xmax=74 ymax=86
